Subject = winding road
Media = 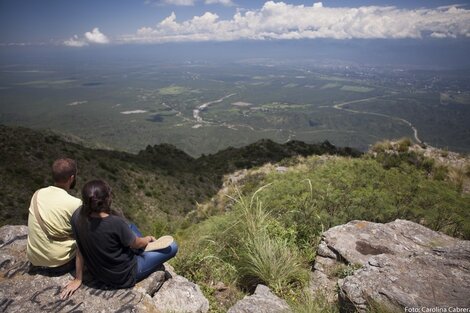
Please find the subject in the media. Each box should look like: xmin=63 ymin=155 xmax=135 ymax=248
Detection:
xmin=332 ymin=96 xmax=424 ymax=145
xmin=193 ymin=93 xmax=236 ymax=123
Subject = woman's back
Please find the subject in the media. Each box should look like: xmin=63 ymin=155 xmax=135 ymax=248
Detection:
xmin=71 ymin=209 xmax=137 ymax=288
xmin=61 ymin=179 xmax=177 ymax=298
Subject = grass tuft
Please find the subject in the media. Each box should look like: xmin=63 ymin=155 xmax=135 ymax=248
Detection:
xmin=289 ymin=291 xmax=339 ymax=313
xmin=231 ymin=187 xmax=309 ymax=294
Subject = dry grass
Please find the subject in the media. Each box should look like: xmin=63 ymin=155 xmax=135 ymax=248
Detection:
xmin=371 ymin=140 xmax=393 ymax=153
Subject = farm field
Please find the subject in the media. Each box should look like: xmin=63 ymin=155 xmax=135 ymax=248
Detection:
xmin=1 ymin=60 xmax=469 ymax=155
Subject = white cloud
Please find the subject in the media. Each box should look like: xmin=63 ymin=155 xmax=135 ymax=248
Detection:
xmin=121 ymin=1 xmax=470 ymax=44
xmin=64 ymin=35 xmax=88 ymax=47
xmin=0 ymin=42 xmax=46 ymax=47
xmin=84 ymin=28 xmax=110 ymax=44
xmin=313 ymin=2 xmax=322 ymax=8
xmin=204 ymin=0 xmax=234 ymax=6
xmin=64 ymin=28 xmax=109 ymax=47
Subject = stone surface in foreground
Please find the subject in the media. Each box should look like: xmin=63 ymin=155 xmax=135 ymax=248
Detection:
xmin=227 ymin=284 xmax=291 ymax=313
xmin=312 ymin=219 xmax=470 ymax=312
xmin=0 ymin=225 xmax=208 ymax=313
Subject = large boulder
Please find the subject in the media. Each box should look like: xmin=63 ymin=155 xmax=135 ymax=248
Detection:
xmin=311 ymin=219 xmax=470 ymax=312
xmin=227 ymin=284 xmax=291 ymax=313
xmin=0 ymin=225 xmax=209 ymax=313
xmin=152 ymin=267 xmax=209 ymax=313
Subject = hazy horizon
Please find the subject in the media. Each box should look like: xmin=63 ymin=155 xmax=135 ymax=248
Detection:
xmin=1 ymin=1 xmax=470 ymax=155
xmin=2 ymin=0 xmax=470 ymax=68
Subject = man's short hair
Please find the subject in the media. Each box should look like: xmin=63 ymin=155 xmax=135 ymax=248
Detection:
xmin=52 ymin=158 xmax=77 ymax=183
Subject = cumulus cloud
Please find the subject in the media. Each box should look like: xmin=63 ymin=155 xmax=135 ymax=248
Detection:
xmin=64 ymin=28 xmax=109 ymax=47
xmin=64 ymin=35 xmax=88 ymax=47
xmin=0 ymin=42 xmax=46 ymax=47
xmin=84 ymin=28 xmax=110 ymax=44
xmin=120 ymin=1 xmax=470 ymax=44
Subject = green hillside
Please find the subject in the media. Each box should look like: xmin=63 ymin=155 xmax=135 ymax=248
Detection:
xmin=1 ymin=124 xmax=469 ymax=312
xmin=0 ymin=124 xmax=358 ymax=232
xmin=174 ymin=140 xmax=470 ymax=312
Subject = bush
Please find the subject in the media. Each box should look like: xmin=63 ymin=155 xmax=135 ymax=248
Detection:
xmin=176 ymin=189 xmax=309 ymax=298
xmin=432 ymin=164 xmax=448 ymax=181
xmin=396 ymin=138 xmax=412 ymax=152
xmin=175 ymin=153 xmax=470 ymax=310
xmin=371 ymin=140 xmax=393 ymax=153
xmin=447 ymin=166 xmax=465 ymax=191
xmin=236 ymin=229 xmax=308 ymax=294
xmin=239 ymin=157 xmax=469 ymax=240
xmin=228 ymin=190 xmax=309 ymax=294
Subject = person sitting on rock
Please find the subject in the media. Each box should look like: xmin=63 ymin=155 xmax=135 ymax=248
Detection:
xmin=61 ymin=179 xmax=178 ymax=298
xmin=27 ymin=158 xmax=81 ymax=275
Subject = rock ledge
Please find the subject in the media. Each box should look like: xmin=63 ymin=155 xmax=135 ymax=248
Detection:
xmin=0 ymin=225 xmax=209 ymax=313
xmin=311 ymin=219 xmax=470 ymax=312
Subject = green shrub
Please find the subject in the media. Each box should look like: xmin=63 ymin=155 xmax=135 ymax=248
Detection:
xmin=396 ymin=138 xmax=412 ymax=152
xmin=226 ymin=189 xmax=309 ymax=294
xmin=420 ymin=157 xmax=435 ymax=174
xmin=175 ymin=153 xmax=470 ymax=311
xmin=236 ymin=232 xmax=308 ymax=294
xmin=432 ymin=164 xmax=448 ymax=180
xmin=239 ymin=157 xmax=469 ymax=240
xmin=371 ymin=140 xmax=393 ymax=153
xmin=448 ymin=166 xmax=465 ymax=190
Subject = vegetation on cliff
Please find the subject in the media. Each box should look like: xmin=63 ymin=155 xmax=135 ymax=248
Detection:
xmin=174 ymin=139 xmax=469 ymax=311
xmin=0 ymin=124 xmax=357 ymax=232
xmin=1 ymin=125 xmax=468 ymax=312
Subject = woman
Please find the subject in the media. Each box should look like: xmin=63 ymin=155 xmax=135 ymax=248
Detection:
xmin=61 ymin=179 xmax=178 ymax=298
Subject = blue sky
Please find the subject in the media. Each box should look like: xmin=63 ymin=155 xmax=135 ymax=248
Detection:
xmin=1 ymin=0 xmax=470 ymax=46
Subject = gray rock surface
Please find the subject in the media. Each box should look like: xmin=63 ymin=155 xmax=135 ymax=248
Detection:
xmin=152 ymin=266 xmax=209 ymax=313
xmin=311 ymin=219 xmax=470 ymax=312
xmin=0 ymin=225 xmax=208 ymax=313
xmin=227 ymin=284 xmax=291 ymax=313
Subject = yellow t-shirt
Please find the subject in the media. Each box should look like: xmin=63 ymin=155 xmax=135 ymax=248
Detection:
xmin=26 ymin=186 xmax=82 ymax=267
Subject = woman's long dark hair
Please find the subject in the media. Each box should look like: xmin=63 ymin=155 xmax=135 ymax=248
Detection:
xmin=80 ymin=179 xmax=112 ymax=218
xmin=76 ymin=180 xmax=121 ymax=241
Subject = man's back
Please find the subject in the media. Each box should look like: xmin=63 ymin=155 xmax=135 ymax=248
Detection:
xmin=27 ymin=186 xmax=81 ymax=267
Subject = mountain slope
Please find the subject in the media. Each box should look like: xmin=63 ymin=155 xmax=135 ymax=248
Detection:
xmin=0 ymin=124 xmax=359 ymax=231
xmin=173 ymin=146 xmax=469 ymax=311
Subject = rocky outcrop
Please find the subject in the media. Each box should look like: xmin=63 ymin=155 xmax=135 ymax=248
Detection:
xmin=0 ymin=225 xmax=209 ymax=313
xmin=227 ymin=284 xmax=290 ymax=313
xmin=311 ymin=219 xmax=470 ymax=312
xmin=152 ymin=270 xmax=209 ymax=313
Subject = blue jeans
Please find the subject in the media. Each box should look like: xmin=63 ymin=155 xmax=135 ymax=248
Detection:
xmin=128 ymin=224 xmax=178 ymax=282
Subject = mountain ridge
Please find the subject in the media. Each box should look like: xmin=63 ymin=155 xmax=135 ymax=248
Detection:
xmin=0 ymin=124 xmax=360 ymax=230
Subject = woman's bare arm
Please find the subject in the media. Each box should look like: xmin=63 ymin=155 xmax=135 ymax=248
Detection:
xmin=60 ymin=248 xmax=84 ymax=299
xmin=130 ymin=235 xmax=156 ymax=249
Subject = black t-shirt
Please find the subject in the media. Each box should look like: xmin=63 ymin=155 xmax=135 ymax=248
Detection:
xmin=71 ymin=209 xmax=137 ymax=288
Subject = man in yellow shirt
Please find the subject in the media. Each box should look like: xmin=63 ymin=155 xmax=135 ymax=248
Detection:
xmin=27 ymin=158 xmax=82 ymax=274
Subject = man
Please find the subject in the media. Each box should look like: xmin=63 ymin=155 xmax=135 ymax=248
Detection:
xmin=27 ymin=158 xmax=82 ymax=273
